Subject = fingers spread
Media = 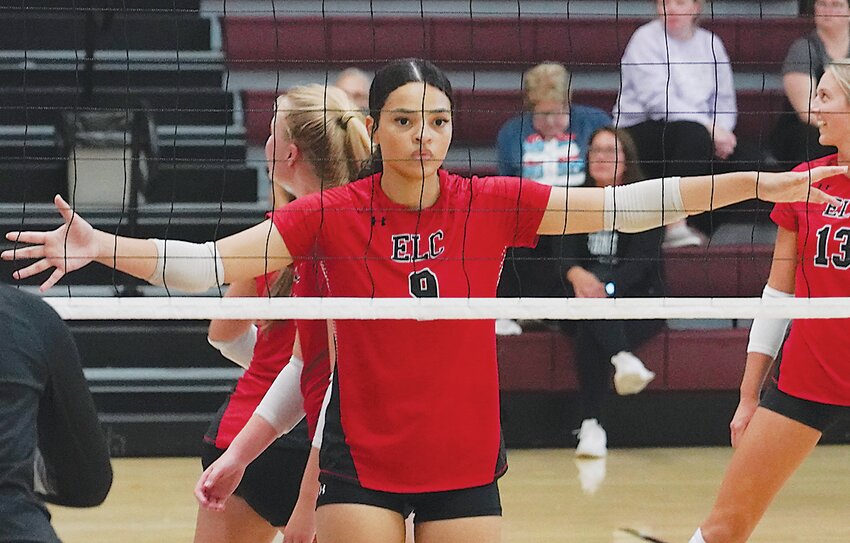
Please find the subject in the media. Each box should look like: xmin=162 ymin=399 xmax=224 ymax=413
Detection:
xmin=808 ymin=165 xmax=848 ymax=183
xmin=42 ymin=268 xmax=65 ymax=292
xmin=55 ymin=194 xmax=76 ymax=223
xmin=5 ymin=231 xmax=47 ymax=245
xmin=2 ymin=244 xmax=45 ymax=261
xmin=809 ymin=187 xmax=842 ymax=207
xmin=13 ymin=259 xmax=52 ymax=280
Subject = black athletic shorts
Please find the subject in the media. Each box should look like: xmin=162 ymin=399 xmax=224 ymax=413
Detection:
xmin=761 ymin=385 xmax=850 ymax=432
xmin=315 ymin=477 xmax=502 ymax=523
xmin=201 ymin=441 xmax=310 ymax=527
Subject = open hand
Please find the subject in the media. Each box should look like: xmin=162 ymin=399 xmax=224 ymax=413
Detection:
xmin=758 ymin=166 xmax=846 ymax=205
xmin=2 ymin=195 xmax=99 ymax=291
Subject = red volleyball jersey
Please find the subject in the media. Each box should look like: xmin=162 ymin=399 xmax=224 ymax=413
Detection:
xmin=273 ymin=170 xmax=551 ymax=492
xmin=213 ymin=273 xmax=298 ymax=449
xmin=292 ymin=257 xmax=332 ymax=439
xmin=771 ymin=154 xmax=850 ymax=405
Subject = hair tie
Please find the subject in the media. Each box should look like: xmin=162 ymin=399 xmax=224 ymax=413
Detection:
xmin=339 ymin=111 xmax=355 ymax=128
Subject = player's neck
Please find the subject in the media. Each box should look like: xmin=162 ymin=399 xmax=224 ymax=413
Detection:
xmin=837 ymin=148 xmax=850 ymax=169
xmin=380 ymin=170 xmax=441 ymax=209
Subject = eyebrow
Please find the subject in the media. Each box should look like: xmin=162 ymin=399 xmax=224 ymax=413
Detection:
xmin=389 ymin=108 xmax=451 ymax=114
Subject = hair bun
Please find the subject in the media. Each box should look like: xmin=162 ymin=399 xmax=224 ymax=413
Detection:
xmin=339 ymin=110 xmax=357 ymax=127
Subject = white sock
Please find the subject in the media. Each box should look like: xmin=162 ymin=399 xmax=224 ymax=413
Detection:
xmin=688 ymin=528 xmax=707 ymax=543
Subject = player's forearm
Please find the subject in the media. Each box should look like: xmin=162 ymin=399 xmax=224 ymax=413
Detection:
xmin=92 ymin=231 xmax=159 ymax=280
xmin=679 ymin=172 xmax=759 ymax=214
xmin=739 ymin=352 xmax=774 ymax=402
xmin=225 ymin=414 xmax=280 ymax=467
xmin=294 ymin=447 xmax=321 ymax=509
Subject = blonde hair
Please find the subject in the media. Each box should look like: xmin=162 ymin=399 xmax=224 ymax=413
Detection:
xmin=277 ymin=84 xmax=371 ymax=190
xmin=827 ymin=59 xmax=850 ymax=100
xmin=264 ymin=85 xmax=371 ymax=302
xmin=523 ymin=62 xmax=571 ymax=109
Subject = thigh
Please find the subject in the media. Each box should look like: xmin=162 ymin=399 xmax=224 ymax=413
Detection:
xmin=193 ymin=496 xmax=278 ymax=543
xmin=415 ymin=516 xmax=502 ymax=543
xmin=710 ymin=407 xmax=821 ymax=522
xmin=317 ymin=503 xmax=407 ymax=543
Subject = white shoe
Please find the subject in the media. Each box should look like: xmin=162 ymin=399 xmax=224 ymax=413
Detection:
xmin=495 ymin=319 xmax=522 ymax=336
xmin=611 ymin=351 xmax=655 ymax=395
xmin=575 ymin=418 xmax=607 ymax=458
xmin=662 ymin=221 xmax=703 ymax=248
xmin=574 ymin=457 xmax=607 ymax=495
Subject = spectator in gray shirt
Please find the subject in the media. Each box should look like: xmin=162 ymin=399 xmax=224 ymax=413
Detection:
xmin=771 ymin=0 xmax=850 ymax=166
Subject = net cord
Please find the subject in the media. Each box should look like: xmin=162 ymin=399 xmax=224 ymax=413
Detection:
xmin=41 ymin=296 xmax=850 ymax=321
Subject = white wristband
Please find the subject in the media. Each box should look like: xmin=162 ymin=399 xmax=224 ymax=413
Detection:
xmin=603 ymin=176 xmax=687 ymax=233
xmin=747 ymin=285 xmax=793 ymax=358
xmin=207 ymin=324 xmax=258 ymax=369
xmin=253 ymin=355 xmax=306 ymax=436
xmin=146 ymin=239 xmax=225 ymax=293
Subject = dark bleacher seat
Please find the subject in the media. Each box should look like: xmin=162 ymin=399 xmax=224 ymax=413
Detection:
xmin=498 ymin=328 xmax=748 ymax=392
xmin=0 ymin=87 xmax=234 ymax=127
xmin=244 ymin=87 xmax=788 ymax=153
xmin=0 ymin=161 xmax=65 ymax=202
xmin=0 ymin=64 xmax=223 ymax=89
xmin=664 ymin=244 xmax=773 ymax=297
xmin=223 ymin=16 xmax=811 ymax=72
xmin=0 ymin=0 xmax=200 ymax=11
xmin=0 ymin=13 xmax=209 ymax=51
xmin=148 ymin=164 xmax=259 ymax=203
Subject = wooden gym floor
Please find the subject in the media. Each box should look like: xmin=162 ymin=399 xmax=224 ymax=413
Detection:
xmin=50 ymin=445 xmax=850 ymax=542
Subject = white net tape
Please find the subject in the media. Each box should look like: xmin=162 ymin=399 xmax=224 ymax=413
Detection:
xmin=42 ymin=296 xmax=850 ymax=321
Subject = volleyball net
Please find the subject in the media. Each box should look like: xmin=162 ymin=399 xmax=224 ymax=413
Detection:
xmin=1 ymin=0 xmax=841 ymax=322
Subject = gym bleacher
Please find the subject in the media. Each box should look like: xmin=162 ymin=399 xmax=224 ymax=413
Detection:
xmin=3 ymin=0 xmax=847 ymax=455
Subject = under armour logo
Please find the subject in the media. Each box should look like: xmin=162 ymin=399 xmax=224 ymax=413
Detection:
xmin=319 ymin=483 xmax=326 ymax=496
xmin=371 ymin=216 xmax=387 ymax=226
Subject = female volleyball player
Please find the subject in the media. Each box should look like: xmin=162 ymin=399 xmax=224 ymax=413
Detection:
xmin=3 ymin=59 xmax=843 ymax=543
xmin=196 ymin=84 xmax=370 ymax=543
xmin=688 ymin=60 xmax=850 ymax=543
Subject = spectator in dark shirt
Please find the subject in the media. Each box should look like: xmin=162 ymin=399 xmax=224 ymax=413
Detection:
xmin=559 ymin=128 xmax=665 ymax=458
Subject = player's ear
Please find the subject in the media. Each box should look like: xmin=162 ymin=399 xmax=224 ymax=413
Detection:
xmin=366 ymin=115 xmax=379 ymax=148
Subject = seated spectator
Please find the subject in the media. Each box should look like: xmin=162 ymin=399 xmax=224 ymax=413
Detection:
xmin=497 ymin=62 xmax=610 ymax=305
xmin=496 ymin=62 xmax=611 ymax=186
xmin=614 ymin=0 xmax=750 ymax=245
xmin=771 ymin=0 xmax=849 ymax=167
xmin=558 ymin=128 xmax=665 ymax=458
xmin=0 ymin=284 xmax=112 ymax=542
xmin=333 ymin=67 xmax=371 ymax=112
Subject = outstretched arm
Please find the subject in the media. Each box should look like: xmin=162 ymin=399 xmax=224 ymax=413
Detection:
xmin=538 ymin=167 xmax=844 ymax=236
xmin=3 ymin=195 xmax=292 ymax=291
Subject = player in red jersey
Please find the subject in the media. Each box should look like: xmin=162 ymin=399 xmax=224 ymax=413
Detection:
xmin=193 ymin=84 xmax=371 ymax=543
xmin=4 ymin=59 xmax=843 ymax=543
xmin=688 ymin=61 xmax=850 ymax=543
